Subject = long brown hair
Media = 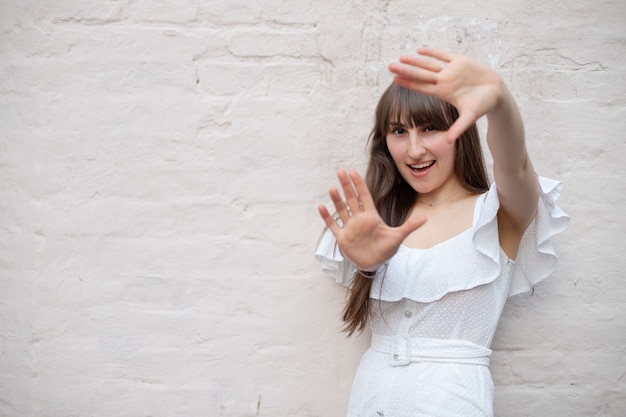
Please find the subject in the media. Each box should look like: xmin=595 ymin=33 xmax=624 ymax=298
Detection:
xmin=342 ymin=83 xmax=490 ymax=336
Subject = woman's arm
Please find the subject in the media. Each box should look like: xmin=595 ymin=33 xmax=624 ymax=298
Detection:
xmin=485 ymin=85 xmax=539 ymax=257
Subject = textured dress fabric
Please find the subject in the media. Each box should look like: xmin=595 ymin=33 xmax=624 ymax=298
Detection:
xmin=314 ymin=177 xmax=570 ymax=417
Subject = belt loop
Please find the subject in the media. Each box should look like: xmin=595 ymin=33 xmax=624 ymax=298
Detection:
xmin=389 ymin=335 xmax=411 ymax=366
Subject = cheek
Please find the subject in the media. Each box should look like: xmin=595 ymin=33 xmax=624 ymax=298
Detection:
xmin=385 ymin=137 xmax=403 ymax=162
xmin=431 ymin=138 xmax=456 ymax=159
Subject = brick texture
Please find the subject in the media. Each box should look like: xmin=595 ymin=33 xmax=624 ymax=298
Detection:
xmin=1 ymin=1 xmax=625 ymax=416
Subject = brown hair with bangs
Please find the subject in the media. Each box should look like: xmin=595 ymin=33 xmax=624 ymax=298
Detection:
xmin=342 ymin=83 xmax=490 ymax=336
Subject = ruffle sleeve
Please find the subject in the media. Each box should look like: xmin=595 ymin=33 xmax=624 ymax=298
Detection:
xmin=510 ymin=177 xmax=570 ymax=296
xmin=473 ymin=176 xmax=570 ymax=298
xmin=314 ymin=228 xmax=358 ymax=287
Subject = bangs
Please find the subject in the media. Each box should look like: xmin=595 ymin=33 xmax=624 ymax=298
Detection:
xmin=378 ymin=84 xmax=457 ymax=132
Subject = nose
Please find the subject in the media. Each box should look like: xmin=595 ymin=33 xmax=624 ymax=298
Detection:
xmin=407 ymin=133 xmax=426 ymax=158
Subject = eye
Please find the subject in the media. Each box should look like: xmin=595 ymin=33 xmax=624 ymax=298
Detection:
xmin=422 ymin=125 xmax=436 ymax=132
xmin=389 ymin=125 xmax=407 ymax=135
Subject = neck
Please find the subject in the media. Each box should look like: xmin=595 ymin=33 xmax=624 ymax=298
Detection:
xmin=417 ymin=188 xmax=463 ymax=207
xmin=416 ymin=178 xmax=466 ymax=207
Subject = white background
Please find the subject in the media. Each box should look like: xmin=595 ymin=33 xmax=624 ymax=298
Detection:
xmin=1 ymin=1 xmax=625 ymax=416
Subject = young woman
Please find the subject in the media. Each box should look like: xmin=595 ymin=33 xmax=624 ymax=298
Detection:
xmin=315 ymin=48 xmax=570 ymax=417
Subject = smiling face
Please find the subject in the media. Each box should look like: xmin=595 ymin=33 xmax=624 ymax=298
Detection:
xmin=365 ymin=83 xmax=489 ymax=225
xmin=385 ymin=121 xmax=458 ymax=196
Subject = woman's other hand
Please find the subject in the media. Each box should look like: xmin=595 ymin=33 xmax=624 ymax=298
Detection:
xmin=318 ymin=170 xmax=427 ymax=271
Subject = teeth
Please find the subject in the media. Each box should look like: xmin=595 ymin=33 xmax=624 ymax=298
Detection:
xmin=410 ymin=161 xmax=434 ymax=169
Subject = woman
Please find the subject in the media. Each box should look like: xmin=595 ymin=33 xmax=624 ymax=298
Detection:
xmin=315 ymin=48 xmax=570 ymax=416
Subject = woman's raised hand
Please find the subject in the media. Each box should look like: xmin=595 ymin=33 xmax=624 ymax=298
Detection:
xmin=388 ymin=47 xmax=506 ymax=143
xmin=318 ymin=170 xmax=427 ymax=271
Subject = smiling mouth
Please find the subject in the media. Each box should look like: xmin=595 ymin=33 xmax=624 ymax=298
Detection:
xmin=409 ymin=161 xmax=435 ymax=171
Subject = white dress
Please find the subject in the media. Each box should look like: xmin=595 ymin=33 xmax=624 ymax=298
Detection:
xmin=315 ymin=177 xmax=570 ymax=417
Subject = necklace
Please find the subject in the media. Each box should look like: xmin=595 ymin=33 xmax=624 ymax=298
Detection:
xmin=417 ymin=189 xmax=462 ymax=207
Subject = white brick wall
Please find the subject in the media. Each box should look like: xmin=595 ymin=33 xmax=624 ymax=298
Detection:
xmin=1 ymin=1 xmax=624 ymax=416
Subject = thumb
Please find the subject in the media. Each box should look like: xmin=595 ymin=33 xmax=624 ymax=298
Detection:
xmin=397 ymin=214 xmax=427 ymax=238
xmin=445 ymin=111 xmax=477 ymax=143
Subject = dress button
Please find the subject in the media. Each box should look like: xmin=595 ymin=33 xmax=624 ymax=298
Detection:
xmin=376 ymin=409 xmax=385 ymax=416
xmin=404 ymin=310 xmax=413 ymax=318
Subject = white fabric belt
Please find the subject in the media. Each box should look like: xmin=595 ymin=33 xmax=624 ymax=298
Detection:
xmin=371 ymin=334 xmax=492 ymax=367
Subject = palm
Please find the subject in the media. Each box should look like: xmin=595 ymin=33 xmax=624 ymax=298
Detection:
xmin=389 ymin=48 xmax=504 ymax=142
xmin=318 ymin=170 xmax=426 ymax=271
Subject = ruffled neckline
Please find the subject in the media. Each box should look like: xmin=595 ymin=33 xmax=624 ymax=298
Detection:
xmin=371 ymin=192 xmax=498 ymax=303
xmin=370 ymin=176 xmax=568 ymax=302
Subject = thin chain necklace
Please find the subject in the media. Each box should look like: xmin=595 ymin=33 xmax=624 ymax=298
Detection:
xmin=417 ymin=189 xmax=462 ymax=207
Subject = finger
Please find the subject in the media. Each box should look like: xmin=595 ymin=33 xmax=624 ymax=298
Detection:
xmin=388 ymin=62 xmax=438 ymax=85
xmin=398 ymin=54 xmax=444 ymax=74
xmin=444 ymin=111 xmax=478 ymax=143
xmin=337 ymin=169 xmax=360 ymax=212
xmin=348 ymin=170 xmax=375 ymax=211
xmin=328 ymin=187 xmax=351 ymax=223
xmin=397 ymin=214 xmax=427 ymax=237
xmin=417 ymin=47 xmax=455 ymax=63
xmin=318 ymin=204 xmax=341 ymax=235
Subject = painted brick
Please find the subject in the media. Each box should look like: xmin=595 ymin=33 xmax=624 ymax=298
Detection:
xmin=1 ymin=1 xmax=625 ymax=416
